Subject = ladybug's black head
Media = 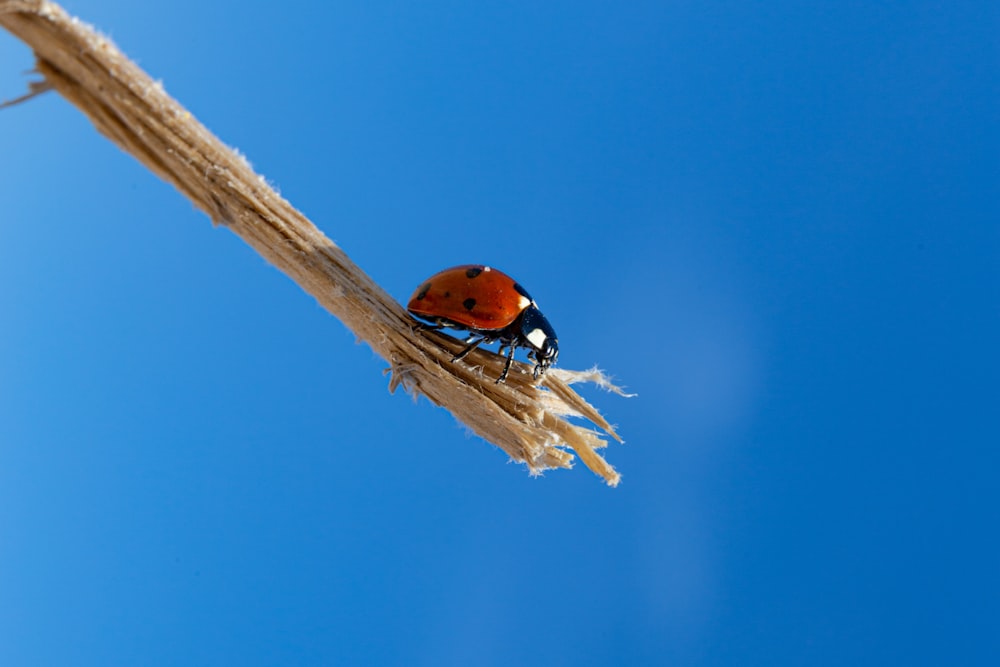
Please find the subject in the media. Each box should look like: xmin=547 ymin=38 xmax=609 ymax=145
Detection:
xmin=519 ymin=305 xmax=559 ymax=378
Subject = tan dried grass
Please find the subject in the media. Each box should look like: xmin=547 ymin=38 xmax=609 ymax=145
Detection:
xmin=1 ymin=0 xmax=629 ymax=485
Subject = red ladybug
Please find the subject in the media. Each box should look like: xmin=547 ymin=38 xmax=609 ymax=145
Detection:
xmin=407 ymin=265 xmax=559 ymax=383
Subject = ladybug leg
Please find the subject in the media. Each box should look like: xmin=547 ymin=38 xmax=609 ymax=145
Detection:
xmin=451 ymin=336 xmax=486 ymax=362
xmin=525 ymin=350 xmax=541 ymax=379
xmin=496 ymin=344 xmax=517 ymax=384
xmin=413 ymin=321 xmax=443 ymax=333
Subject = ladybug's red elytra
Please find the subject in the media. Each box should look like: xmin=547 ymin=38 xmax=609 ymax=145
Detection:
xmin=407 ymin=265 xmax=559 ymax=383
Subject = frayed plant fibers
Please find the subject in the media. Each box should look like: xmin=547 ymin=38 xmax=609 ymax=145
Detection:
xmin=1 ymin=0 xmax=631 ymax=485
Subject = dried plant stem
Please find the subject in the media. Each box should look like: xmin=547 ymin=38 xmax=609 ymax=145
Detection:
xmin=1 ymin=0 xmax=627 ymax=485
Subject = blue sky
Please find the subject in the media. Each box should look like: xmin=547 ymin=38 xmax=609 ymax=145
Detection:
xmin=1 ymin=1 xmax=998 ymax=665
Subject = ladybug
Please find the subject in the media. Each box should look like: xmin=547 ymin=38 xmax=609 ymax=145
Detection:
xmin=407 ymin=265 xmax=559 ymax=383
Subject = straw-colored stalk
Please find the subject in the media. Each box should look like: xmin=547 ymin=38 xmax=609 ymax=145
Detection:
xmin=1 ymin=0 xmax=629 ymax=485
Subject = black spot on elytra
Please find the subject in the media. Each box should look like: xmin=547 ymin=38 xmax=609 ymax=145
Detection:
xmin=513 ymin=282 xmax=532 ymax=300
xmin=415 ymin=283 xmax=431 ymax=300
xmin=466 ymin=267 xmax=483 ymax=279
xmin=463 ymin=298 xmax=477 ymax=311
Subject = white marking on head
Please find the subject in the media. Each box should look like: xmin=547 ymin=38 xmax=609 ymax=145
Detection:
xmin=525 ymin=327 xmax=548 ymax=349
xmin=517 ymin=295 xmax=532 ymax=310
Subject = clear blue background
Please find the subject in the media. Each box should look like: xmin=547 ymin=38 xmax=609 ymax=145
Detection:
xmin=2 ymin=1 xmax=998 ymax=665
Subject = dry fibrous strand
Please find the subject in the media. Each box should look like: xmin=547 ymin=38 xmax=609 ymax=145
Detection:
xmin=1 ymin=0 xmax=630 ymax=485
